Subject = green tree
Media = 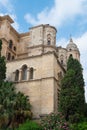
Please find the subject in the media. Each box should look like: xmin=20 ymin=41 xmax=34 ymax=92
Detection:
xmin=0 ymin=40 xmax=6 ymax=81
xmin=0 ymin=39 xmax=32 ymax=129
xmin=59 ymin=56 xmax=85 ymax=123
xmin=0 ymin=39 xmax=2 ymax=56
xmin=0 ymin=82 xmax=32 ymax=129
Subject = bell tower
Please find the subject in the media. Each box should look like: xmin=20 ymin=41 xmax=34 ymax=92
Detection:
xmin=66 ymin=38 xmax=80 ymax=61
xmin=43 ymin=24 xmax=57 ymax=46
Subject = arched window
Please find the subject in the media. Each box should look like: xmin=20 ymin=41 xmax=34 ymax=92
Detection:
xmin=21 ymin=65 xmax=27 ymax=80
xmin=47 ymin=34 xmax=51 ymax=45
xmin=9 ymin=40 xmax=13 ymax=49
xmin=57 ymin=89 xmax=60 ymax=107
xmin=70 ymin=54 xmax=73 ymax=57
xmin=7 ymin=53 xmax=11 ymax=60
xmin=29 ymin=67 xmax=33 ymax=79
xmin=15 ymin=70 xmax=19 ymax=81
xmin=47 ymin=39 xmax=51 ymax=45
xmin=60 ymin=54 xmax=64 ymax=65
xmin=61 ymin=60 xmax=63 ymax=64
xmin=14 ymin=46 xmax=16 ymax=51
xmin=12 ymin=56 xmax=15 ymax=60
xmin=58 ymin=71 xmax=62 ymax=79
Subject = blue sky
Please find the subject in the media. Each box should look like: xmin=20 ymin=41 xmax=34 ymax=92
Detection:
xmin=0 ymin=0 xmax=87 ymax=101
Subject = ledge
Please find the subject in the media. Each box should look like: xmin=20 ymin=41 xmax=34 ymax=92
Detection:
xmin=14 ymin=76 xmax=58 ymax=84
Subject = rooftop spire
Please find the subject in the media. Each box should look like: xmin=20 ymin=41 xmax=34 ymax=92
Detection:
xmin=69 ymin=34 xmax=73 ymax=43
xmin=70 ymin=38 xmax=73 ymax=43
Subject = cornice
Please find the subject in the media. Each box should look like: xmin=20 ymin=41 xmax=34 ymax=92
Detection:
xmin=29 ymin=24 xmax=57 ymax=32
xmin=27 ymin=44 xmax=57 ymax=50
xmin=0 ymin=15 xmax=14 ymax=23
xmin=6 ymin=51 xmax=57 ymax=63
xmin=17 ymin=52 xmax=28 ymax=56
xmin=14 ymin=76 xmax=58 ymax=84
xmin=6 ymin=50 xmax=65 ymax=73
xmin=19 ymin=32 xmax=30 ymax=37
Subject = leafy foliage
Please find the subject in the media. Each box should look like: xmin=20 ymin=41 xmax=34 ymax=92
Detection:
xmin=41 ymin=112 xmax=70 ymax=130
xmin=84 ymin=103 xmax=87 ymax=117
xmin=0 ymin=82 xmax=32 ymax=129
xmin=0 ymin=39 xmax=2 ymax=55
xmin=59 ymin=56 xmax=85 ymax=123
xmin=16 ymin=120 xmax=42 ymax=130
xmin=67 ymin=56 xmax=84 ymax=88
xmin=70 ymin=121 xmax=87 ymax=130
xmin=0 ymin=40 xmax=6 ymax=81
xmin=0 ymin=40 xmax=32 ymax=129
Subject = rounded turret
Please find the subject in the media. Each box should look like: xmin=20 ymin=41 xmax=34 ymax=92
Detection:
xmin=66 ymin=38 xmax=80 ymax=61
xmin=66 ymin=38 xmax=79 ymax=51
xmin=43 ymin=24 xmax=57 ymax=46
xmin=43 ymin=24 xmax=57 ymax=53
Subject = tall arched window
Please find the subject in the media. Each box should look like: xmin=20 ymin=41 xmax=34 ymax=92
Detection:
xmin=9 ymin=40 xmax=13 ymax=49
xmin=60 ymin=54 xmax=64 ymax=65
xmin=47 ymin=34 xmax=51 ymax=45
xmin=47 ymin=39 xmax=51 ymax=45
xmin=14 ymin=46 xmax=16 ymax=51
xmin=70 ymin=54 xmax=73 ymax=57
xmin=12 ymin=56 xmax=15 ymax=60
xmin=61 ymin=60 xmax=63 ymax=64
xmin=29 ymin=67 xmax=34 ymax=79
xmin=7 ymin=53 xmax=11 ymax=60
xmin=21 ymin=65 xmax=27 ymax=80
xmin=15 ymin=70 xmax=19 ymax=81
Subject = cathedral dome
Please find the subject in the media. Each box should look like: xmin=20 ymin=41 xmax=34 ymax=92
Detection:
xmin=66 ymin=38 xmax=79 ymax=51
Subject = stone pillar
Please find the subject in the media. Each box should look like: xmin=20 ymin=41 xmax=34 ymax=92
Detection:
xmin=27 ymin=67 xmax=30 ymax=80
xmin=19 ymin=69 xmax=22 ymax=81
xmin=12 ymin=72 xmax=15 ymax=81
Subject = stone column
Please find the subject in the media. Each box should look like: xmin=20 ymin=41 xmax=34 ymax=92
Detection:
xmin=12 ymin=71 xmax=15 ymax=81
xmin=27 ymin=67 xmax=30 ymax=80
xmin=19 ymin=69 xmax=22 ymax=81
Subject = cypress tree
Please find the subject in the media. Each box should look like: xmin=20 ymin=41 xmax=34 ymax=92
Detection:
xmin=59 ymin=56 xmax=85 ymax=123
xmin=0 ymin=39 xmax=2 ymax=56
xmin=0 ymin=39 xmax=6 ymax=81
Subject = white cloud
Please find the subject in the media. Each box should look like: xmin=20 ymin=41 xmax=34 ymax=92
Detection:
xmin=24 ymin=0 xmax=87 ymax=27
xmin=10 ymin=14 xmax=19 ymax=31
xmin=57 ymin=38 xmax=68 ymax=47
xmin=0 ymin=0 xmax=14 ymax=13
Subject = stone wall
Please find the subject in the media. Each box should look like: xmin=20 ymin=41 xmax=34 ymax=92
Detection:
xmin=6 ymin=52 xmax=61 ymax=118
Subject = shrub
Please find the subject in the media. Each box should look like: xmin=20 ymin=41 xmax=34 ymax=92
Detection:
xmin=69 ymin=113 xmax=82 ymax=123
xmin=16 ymin=120 xmax=42 ymax=130
xmin=41 ymin=112 xmax=70 ymax=130
xmin=70 ymin=121 xmax=87 ymax=130
xmin=0 ymin=82 xmax=32 ymax=129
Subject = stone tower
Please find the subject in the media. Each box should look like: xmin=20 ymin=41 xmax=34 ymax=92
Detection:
xmin=27 ymin=24 xmax=57 ymax=57
xmin=57 ymin=38 xmax=80 ymax=70
xmin=66 ymin=38 xmax=80 ymax=61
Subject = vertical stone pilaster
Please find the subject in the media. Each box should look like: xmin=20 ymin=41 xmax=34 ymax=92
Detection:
xmin=27 ymin=67 xmax=30 ymax=80
xmin=19 ymin=69 xmax=22 ymax=81
xmin=12 ymin=71 xmax=15 ymax=81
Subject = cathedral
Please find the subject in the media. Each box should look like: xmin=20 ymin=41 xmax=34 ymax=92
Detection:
xmin=0 ymin=15 xmax=80 ymax=118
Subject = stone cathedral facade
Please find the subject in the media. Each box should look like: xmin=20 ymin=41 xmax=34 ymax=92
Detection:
xmin=0 ymin=15 xmax=80 ymax=118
